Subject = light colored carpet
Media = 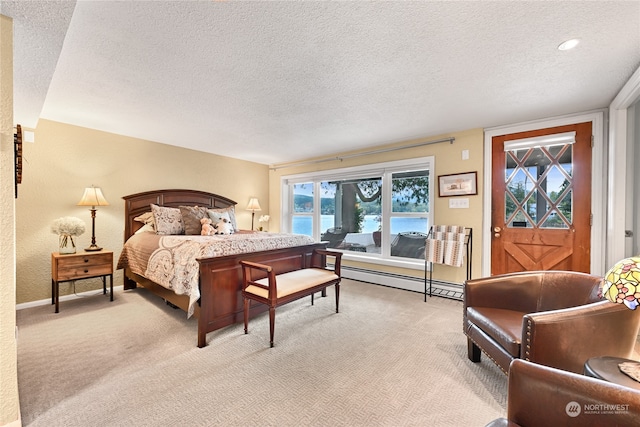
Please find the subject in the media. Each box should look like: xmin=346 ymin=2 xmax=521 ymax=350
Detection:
xmin=17 ymin=279 xmax=507 ymax=426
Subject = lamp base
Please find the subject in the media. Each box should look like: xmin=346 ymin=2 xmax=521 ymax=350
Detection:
xmin=84 ymin=245 xmax=103 ymax=252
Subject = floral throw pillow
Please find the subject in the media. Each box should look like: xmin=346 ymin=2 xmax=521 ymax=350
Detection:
xmin=151 ymin=204 xmax=185 ymax=235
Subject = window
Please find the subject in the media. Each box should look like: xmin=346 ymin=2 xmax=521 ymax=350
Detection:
xmin=281 ymin=157 xmax=434 ymax=265
xmin=504 ymin=132 xmax=575 ymax=229
xmin=291 ymin=183 xmax=314 ymax=235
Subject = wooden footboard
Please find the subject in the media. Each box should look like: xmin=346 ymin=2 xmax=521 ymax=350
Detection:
xmin=124 ymin=242 xmax=328 ymax=347
xmin=196 ymin=242 xmax=328 ymax=347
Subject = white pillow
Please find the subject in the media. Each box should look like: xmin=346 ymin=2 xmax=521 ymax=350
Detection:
xmin=134 ymin=223 xmax=155 ymax=234
xmin=207 ymin=206 xmax=238 ymax=231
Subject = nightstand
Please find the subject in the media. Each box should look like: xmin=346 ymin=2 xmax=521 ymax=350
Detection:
xmin=51 ymin=251 xmax=113 ymax=313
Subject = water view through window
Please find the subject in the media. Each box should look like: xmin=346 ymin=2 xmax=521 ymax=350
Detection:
xmin=286 ymin=160 xmax=432 ymax=260
xmin=292 ymin=215 xmax=428 ymax=236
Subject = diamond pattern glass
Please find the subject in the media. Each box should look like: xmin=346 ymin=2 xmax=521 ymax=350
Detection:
xmin=505 ymin=141 xmax=573 ymax=229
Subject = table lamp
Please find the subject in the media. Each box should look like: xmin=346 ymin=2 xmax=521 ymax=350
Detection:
xmin=246 ymin=198 xmax=262 ymax=230
xmin=602 ymin=256 xmax=640 ymax=310
xmin=77 ymin=186 xmax=109 ymax=251
xmin=601 ymin=256 xmax=640 ymax=382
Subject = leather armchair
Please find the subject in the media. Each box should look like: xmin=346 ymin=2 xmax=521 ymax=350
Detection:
xmin=485 ymin=359 xmax=640 ymax=427
xmin=464 ymin=270 xmax=640 ymax=374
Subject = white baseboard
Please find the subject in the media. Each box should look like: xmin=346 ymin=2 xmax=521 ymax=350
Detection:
xmin=16 ymin=285 xmax=124 ymax=311
xmin=16 ymin=270 xmax=463 ymax=311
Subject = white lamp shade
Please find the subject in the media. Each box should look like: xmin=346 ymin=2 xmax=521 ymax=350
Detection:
xmin=77 ymin=187 xmax=109 ymax=207
xmin=246 ymin=198 xmax=262 ymax=212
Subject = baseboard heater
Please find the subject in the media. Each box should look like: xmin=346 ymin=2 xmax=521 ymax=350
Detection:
xmin=340 ymin=265 xmax=463 ymax=301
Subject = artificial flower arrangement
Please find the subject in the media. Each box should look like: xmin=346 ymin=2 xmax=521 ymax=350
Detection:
xmin=258 ymin=214 xmax=270 ymax=231
xmin=51 ymin=216 xmax=86 ymax=253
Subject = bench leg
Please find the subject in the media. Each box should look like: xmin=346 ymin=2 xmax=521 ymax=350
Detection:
xmin=243 ymin=297 xmax=249 ymax=334
xmin=335 ymin=283 xmax=340 ymax=313
xmin=311 ymin=293 xmax=314 ymax=305
xmin=269 ymin=306 xmax=276 ymax=348
xmin=468 ymin=338 xmax=481 ymax=363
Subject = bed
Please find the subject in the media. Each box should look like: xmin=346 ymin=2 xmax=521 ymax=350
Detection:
xmin=118 ymin=189 xmax=328 ymax=347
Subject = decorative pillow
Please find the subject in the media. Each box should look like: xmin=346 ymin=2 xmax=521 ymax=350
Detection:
xmin=179 ymin=205 xmax=209 ymax=235
xmin=151 ymin=204 xmax=185 ymax=235
xmin=207 ymin=209 xmax=231 ymax=225
xmin=134 ymin=211 xmax=154 ymax=224
xmin=133 ymin=212 xmax=155 ymax=230
xmin=208 ymin=206 xmax=238 ymax=231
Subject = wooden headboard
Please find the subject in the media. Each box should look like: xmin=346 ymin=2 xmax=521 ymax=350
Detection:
xmin=122 ymin=189 xmax=237 ymax=242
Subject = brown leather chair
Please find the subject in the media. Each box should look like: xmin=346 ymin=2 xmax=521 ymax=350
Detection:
xmin=485 ymin=359 xmax=640 ymax=427
xmin=464 ymin=270 xmax=640 ymax=374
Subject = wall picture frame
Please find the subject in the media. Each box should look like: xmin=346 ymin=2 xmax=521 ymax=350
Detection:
xmin=438 ymin=171 xmax=477 ymax=197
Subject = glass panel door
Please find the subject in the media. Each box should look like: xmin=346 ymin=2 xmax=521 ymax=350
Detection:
xmin=504 ymin=136 xmax=574 ymax=229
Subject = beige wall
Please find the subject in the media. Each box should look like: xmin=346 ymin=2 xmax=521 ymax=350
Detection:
xmin=16 ymin=119 xmax=269 ymax=304
xmin=1 ymin=14 xmax=20 ymax=427
xmin=269 ymin=128 xmax=484 ymax=284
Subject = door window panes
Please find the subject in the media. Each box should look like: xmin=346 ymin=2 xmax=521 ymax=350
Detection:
xmin=504 ymin=137 xmax=574 ymax=229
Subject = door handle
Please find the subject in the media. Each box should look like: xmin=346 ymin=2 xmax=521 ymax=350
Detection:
xmin=493 ymin=226 xmax=501 ymax=232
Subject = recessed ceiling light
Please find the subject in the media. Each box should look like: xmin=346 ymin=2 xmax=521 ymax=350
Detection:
xmin=558 ymin=38 xmax=580 ymax=51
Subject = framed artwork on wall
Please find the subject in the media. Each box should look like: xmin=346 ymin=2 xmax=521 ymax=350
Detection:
xmin=438 ymin=171 xmax=477 ymax=197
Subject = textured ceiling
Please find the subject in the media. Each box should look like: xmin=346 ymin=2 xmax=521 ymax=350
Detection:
xmin=3 ymin=1 xmax=640 ymax=165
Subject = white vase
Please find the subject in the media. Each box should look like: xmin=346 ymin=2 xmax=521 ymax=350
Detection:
xmin=59 ymin=234 xmax=76 ymax=254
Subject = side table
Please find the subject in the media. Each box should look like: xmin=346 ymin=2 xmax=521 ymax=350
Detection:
xmin=584 ymin=356 xmax=640 ymax=391
xmin=51 ymin=250 xmax=114 ymax=313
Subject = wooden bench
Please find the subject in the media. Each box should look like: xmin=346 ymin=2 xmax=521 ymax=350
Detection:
xmin=240 ymin=249 xmax=342 ymax=347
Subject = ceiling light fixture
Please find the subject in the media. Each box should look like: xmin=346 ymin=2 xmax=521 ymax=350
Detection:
xmin=558 ymin=38 xmax=580 ymax=51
